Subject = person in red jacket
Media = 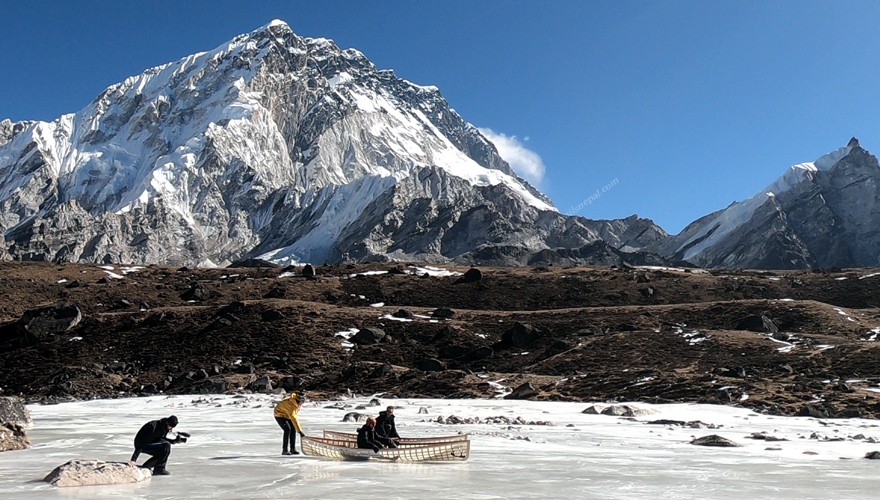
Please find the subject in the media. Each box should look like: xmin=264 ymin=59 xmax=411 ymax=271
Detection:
xmin=127 ymin=415 xmax=181 ymax=475
xmin=274 ymin=392 xmax=306 ymax=455
xmin=356 ymin=417 xmax=384 ymax=453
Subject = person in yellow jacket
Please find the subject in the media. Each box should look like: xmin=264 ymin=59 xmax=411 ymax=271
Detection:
xmin=274 ymin=392 xmax=306 ymax=455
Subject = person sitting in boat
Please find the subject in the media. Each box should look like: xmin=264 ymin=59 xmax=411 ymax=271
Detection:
xmin=274 ymin=392 xmax=306 ymax=455
xmin=357 ymin=417 xmax=384 ymax=453
xmin=375 ymin=405 xmax=400 ymax=448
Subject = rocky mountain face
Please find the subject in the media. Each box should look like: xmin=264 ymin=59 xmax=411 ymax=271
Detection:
xmin=653 ymin=138 xmax=880 ymax=269
xmin=0 ymin=20 xmax=664 ymax=267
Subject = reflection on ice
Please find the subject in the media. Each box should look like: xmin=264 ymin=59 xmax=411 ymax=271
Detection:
xmin=1 ymin=395 xmax=879 ymax=498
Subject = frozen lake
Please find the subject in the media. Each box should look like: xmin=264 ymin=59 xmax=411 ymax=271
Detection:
xmin=1 ymin=394 xmax=879 ymax=499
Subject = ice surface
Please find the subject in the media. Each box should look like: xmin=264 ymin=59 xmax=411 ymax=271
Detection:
xmin=1 ymin=395 xmax=880 ymax=499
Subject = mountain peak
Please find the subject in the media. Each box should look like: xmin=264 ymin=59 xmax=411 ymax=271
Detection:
xmin=848 ymin=137 xmax=861 ymax=148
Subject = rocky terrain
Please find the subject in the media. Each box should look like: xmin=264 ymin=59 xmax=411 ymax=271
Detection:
xmin=1 ymin=261 xmax=879 ymax=419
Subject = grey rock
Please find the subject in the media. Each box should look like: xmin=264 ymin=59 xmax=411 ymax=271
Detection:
xmin=16 ymin=302 xmax=82 ymax=344
xmin=44 ymin=459 xmax=151 ymax=487
xmin=250 ymin=375 xmax=273 ymax=393
xmin=0 ymin=397 xmax=31 ymax=425
xmin=342 ymin=412 xmax=368 ymax=423
xmin=0 ymin=422 xmax=29 ymax=452
xmin=691 ymin=435 xmax=740 ymax=447
xmin=353 ymin=327 xmax=385 ymax=345
xmin=504 ymin=383 xmax=539 ymax=400
xmin=600 ymin=405 xmax=656 ymax=417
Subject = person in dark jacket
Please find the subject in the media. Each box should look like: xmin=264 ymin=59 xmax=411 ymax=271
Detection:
xmin=356 ymin=417 xmax=383 ymax=453
xmin=127 ymin=415 xmax=181 ymax=475
xmin=375 ymin=406 xmax=399 ymax=448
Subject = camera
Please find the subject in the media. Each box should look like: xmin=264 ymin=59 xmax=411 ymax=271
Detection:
xmin=173 ymin=431 xmax=190 ymax=444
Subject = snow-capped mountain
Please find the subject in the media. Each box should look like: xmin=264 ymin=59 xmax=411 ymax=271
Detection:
xmin=0 ymin=20 xmax=662 ymax=267
xmin=653 ymin=138 xmax=880 ymax=269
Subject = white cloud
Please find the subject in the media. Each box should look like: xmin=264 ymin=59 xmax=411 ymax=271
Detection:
xmin=478 ymin=128 xmax=545 ymax=185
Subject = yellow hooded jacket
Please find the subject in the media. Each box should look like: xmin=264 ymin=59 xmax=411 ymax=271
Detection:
xmin=273 ymin=393 xmax=303 ymax=433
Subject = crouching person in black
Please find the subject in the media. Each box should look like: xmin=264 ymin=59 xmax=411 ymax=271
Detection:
xmin=375 ymin=406 xmax=399 ymax=448
xmin=128 ymin=415 xmax=182 ymax=475
xmin=357 ymin=417 xmax=383 ymax=453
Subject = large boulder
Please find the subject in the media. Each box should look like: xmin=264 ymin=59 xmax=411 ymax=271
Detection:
xmin=495 ymin=323 xmax=541 ymax=349
xmin=44 ymin=460 xmax=151 ymax=487
xmin=0 ymin=422 xmax=29 ymax=451
xmin=353 ymin=327 xmax=386 ymax=345
xmin=16 ymin=302 xmax=82 ymax=344
xmin=0 ymin=397 xmax=31 ymax=425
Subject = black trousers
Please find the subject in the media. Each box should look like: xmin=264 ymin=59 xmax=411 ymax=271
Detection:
xmin=140 ymin=441 xmax=171 ymax=470
xmin=376 ymin=435 xmax=398 ymax=448
xmin=275 ymin=417 xmax=297 ymax=451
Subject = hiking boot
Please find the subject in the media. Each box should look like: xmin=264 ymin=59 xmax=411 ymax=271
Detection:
xmin=291 ymin=450 xmax=300 ymax=455
xmin=282 ymin=450 xmax=291 ymax=455
xmin=152 ymin=468 xmax=170 ymax=476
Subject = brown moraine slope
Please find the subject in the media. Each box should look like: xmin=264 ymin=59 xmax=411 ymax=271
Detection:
xmin=1 ymin=261 xmax=879 ymax=418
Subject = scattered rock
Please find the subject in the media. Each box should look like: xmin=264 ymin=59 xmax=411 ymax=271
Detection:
xmin=392 ymin=309 xmax=413 ymax=319
xmin=414 ymin=358 xmax=446 ymax=372
xmin=302 ymin=264 xmax=316 ymax=277
xmin=342 ymin=412 xmax=368 ymax=423
xmin=691 ymin=435 xmax=740 ymax=447
xmin=260 ymin=310 xmax=285 ymax=321
xmin=250 ymin=375 xmax=272 ymax=393
xmin=495 ymin=322 xmax=540 ymax=349
xmin=229 ymin=259 xmax=278 ymax=268
xmin=582 ymin=404 xmax=657 ymax=417
xmin=455 ymin=268 xmax=483 ymax=284
xmin=353 ymin=327 xmax=386 ymax=345
xmin=747 ymin=432 xmax=788 ymax=442
xmin=180 ymin=283 xmax=205 ymax=301
xmin=432 ymin=307 xmax=455 ymax=319
xmin=505 ymin=383 xmax=539 ymax=400
xmin=264 ymin=287 xmax=287 ymax=299
xmin=0 ymin=422 xmax=29 ymax=451
xmin=799 ymin=405 xmax=830 ymax=419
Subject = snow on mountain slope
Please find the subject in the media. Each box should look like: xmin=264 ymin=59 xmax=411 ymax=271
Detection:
xmin=653 ymin=138 xmax=880 ymax=269
xmin=0 ymin=20 xmax=659 ymax=266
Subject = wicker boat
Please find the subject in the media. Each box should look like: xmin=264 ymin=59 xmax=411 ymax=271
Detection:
xmin=322 ymin=430 xmax=469 ymax=445
xmin=302 ymin=436 xmax=470 ymax=462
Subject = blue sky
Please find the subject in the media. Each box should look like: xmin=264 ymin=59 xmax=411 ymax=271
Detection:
xmin=2 ymin=1 xmax=879 ymax=233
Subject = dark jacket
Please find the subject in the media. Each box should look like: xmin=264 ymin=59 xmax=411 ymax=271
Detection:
xmin=130 ymin=417 xmax=173 ymax=461
xmin=357 ymin=425 xmax=383 ymax=452
xmin=375 ymin=411 xmax=399 ymax=439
